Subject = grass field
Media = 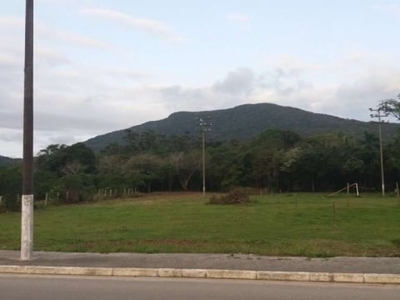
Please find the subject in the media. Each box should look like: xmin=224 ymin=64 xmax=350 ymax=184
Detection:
xmin=1 ymin=193 xmax=400 ymax=257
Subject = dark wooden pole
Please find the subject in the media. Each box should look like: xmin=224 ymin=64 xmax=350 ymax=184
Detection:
xmin=21 ymin=0 xmax=34 ymax=261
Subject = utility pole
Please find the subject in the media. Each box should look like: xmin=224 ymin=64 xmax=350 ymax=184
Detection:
xmin=369 ymin=107 xmax=388 ymax=197
xmin=199 ymin=118 xmax=212 ymax=197
xmin=21 ymin=0 xmax=34 ymax=261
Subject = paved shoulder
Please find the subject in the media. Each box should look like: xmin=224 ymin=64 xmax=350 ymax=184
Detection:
xmin=0 ymin=251 xmax=399 ymax=284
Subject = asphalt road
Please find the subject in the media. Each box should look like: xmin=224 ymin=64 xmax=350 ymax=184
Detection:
xmin=0 ymin=275 xmax=399 ymax=300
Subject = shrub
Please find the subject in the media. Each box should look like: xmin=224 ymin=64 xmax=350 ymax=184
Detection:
xmin=0 ymin=194 xmax=20 ymax=212
xmin=208 ymin=188 xmax=252 ymax=205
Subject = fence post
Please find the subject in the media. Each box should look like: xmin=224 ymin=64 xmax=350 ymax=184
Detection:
xmin=0 ymin=195 xmax=2 ymax=205
xmin=45 ymin=193 xmax=48 ymax=207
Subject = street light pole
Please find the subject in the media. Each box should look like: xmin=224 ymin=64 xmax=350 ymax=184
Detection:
xmin=369 ymin=107 xmax=388 ymax=197
xmin=202 ymin=130 xmax=205 ymax=197
xmin=21 ymin=0 xmax=34 ymax=261
xmin=199 ymin=118 xmax=212 ymax=197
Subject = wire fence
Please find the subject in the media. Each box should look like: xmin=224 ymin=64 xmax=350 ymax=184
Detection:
xmin=0 ymin=187 xmax=142 ymax=212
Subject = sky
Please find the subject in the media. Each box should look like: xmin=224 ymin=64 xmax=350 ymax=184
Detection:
xmin=1 ymin=0 xmax=400 ymax=157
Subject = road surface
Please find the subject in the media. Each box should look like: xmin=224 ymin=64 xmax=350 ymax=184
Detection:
xmin=0 ymin=275 xmax=399 ymax=300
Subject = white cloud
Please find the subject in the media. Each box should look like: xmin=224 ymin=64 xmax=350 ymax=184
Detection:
xmin=35 ymin=23 xmax=113 ymax=51
xmin=213 ymin=68 xmax=256 ymax=95
xmin=54 ymin=31 xmax=113 ymax=51
xmin=81 ymin=8 xmax=185 ymax=42
xmin=254 ymin=66 xmax=400 ymax=121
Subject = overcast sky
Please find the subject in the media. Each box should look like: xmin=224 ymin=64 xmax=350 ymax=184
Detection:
xmin=1 ymin=0 xmax=399 ymax=157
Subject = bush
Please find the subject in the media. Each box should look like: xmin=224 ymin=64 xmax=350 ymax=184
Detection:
xmin=0 ymin=194 xmax=20 ymax=212
xmin=208 ymin=188 xmax=252 ymax=205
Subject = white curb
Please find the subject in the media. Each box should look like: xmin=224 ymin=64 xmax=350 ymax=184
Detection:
xmin=0 ymin=265 xmax=399 ymax=284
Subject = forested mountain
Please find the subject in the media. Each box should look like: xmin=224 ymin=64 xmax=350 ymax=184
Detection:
xmin=85 ymin=103 xmax=400 ymax=152
xmin=0 ymin=155 xmax=19 ymax=166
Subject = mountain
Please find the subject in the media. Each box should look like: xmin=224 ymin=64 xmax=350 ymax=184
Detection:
xmin=85 ymin=103 xmax=400 ymax=152
xmin=0 ymin=155 xmax=20 ymax=166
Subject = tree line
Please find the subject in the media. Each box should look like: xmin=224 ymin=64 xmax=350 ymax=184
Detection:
xmin=2 ymin=124 xmax=400 ymax=211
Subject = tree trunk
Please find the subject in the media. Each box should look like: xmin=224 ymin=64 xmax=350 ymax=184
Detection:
xmin=179 ymin=172 xmax=194 ymax=191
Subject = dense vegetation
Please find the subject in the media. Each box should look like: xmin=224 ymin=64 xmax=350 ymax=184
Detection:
xmin=2 ymin=126 xmax=400 ymax=211
xmin=0 ymin=155 xmax=19 ymax=167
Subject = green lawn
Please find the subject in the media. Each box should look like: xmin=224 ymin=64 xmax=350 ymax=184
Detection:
xmin=1 ymin=193 xmax=399 ymax=257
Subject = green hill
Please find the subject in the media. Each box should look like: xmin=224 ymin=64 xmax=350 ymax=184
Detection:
xmin=85 ymin=103 xmax=400 ymax=152
xmin=0 ymin=155 xmax=19 ymax=166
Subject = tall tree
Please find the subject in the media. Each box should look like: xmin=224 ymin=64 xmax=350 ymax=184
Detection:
xmin=378 ymin=94 xmax=400 ymax=120
xmin=249 ymin=130 xmax=301 ymax=190
xmin=169 ymin=151 xmax=202 ymax=191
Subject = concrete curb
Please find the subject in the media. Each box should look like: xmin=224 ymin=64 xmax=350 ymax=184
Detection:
xmin=0 ymin=265 xmax=399 ymax=284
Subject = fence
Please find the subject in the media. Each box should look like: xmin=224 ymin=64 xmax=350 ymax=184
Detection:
xmin=0 ymin=187 xmax=141 ymax=212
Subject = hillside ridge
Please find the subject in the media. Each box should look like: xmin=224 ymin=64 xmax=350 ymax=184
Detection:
xmin=84 ymin=102 xmax=400 ymax=152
